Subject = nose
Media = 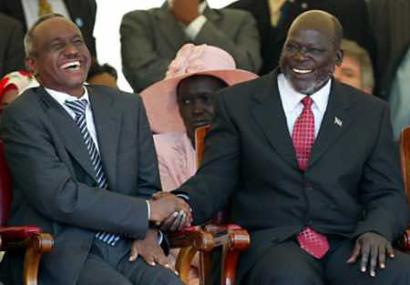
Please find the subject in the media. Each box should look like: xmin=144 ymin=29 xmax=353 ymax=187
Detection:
xmin=192 ymin=100 xmax=204 ymax=115
xmin=294 ymin=48 xmax=308 ymax=61
xmin=63 ymin=43 xmax=79 ymax=56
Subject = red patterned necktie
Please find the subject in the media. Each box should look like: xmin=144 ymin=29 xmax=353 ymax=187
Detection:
xmin=292 ymin=96 xmax=315 ymax=171
xmin=292 ymin=96 xmax=329 ymax=259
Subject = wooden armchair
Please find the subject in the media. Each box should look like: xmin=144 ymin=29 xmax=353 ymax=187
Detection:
xmin=0 ymin=141 xmax=54 ymax=285
xmin=170 ymin=125 xmax=250 ymax=285
xmin=398 ymin=126 xmax=410 ymax=251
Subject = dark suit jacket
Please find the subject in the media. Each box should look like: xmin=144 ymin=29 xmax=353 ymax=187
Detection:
xmin=0 ymin=13 xmax=25 ymax=77
xmin=178 ymin=71 xmax=408 ymax=282
xmin=0 ymin=86 xmax=160 ymax=284
xmin=229 ymin=0 xmax=376 ymax=75
xmin=0 ymin=0 xmax=97 ymax=57
xmin=120 ymin=5 xmax=261 ymax=92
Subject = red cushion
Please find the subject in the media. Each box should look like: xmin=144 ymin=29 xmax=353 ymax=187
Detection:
xmin=0 ymin=225 xmax=42 ymax=240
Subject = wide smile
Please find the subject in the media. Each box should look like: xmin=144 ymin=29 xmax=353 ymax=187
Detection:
xmin=292 ymin=68 xmax=313 ymax=75
xmin=60 ymin=60 xmax=82 ymax=72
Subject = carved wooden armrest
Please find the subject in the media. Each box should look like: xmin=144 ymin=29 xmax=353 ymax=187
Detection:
xmin=202 ymin=224 xmax=250 ymax=284
xmin=169 ymin=226 xmax=215 ymax=282
xmin=0 ymin=227 xmax=54 ymax=285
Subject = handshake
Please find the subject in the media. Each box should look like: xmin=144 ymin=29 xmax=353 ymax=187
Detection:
xmin=148 ymin=192 xmax=192 ymax=231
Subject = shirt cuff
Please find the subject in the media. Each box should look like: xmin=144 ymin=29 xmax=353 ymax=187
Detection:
xmin=157 ymin=230 xmax=164 ymax=245
xmin=146 ymin=200 xmax=151 ymax=220
xmin=185 ymin=15 xmax=207 ymax=40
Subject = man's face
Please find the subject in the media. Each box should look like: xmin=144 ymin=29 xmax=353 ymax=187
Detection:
xmin=26 ymin=17 xmax=91 ymax=97
xmin=280 ymin=27 xmax=341 ymax=94
xmin=334 ymin=54 xmax=363 ymax=91
xmin=176 ymin=76 xmax=226 ymax=145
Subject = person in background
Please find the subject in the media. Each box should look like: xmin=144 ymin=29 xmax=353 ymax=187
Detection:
xmin=229 ymin=0 xmax=376 ymax=76
xmin=0 ymin=70 xmax=38 ymax=112
xmin=142 ymin=43 xmax=257 ymax=284
xmin=142 ymin=43 xmax=257 ymax=193
xmin=388 ymin=45 xmax=410 ymax=141
xmin=0 ymin=13 xmax=25 ymax=78
xmin=334 ymin=39 xmax=374 ymax=94
xmin=156 ymin=10 xmax=410 ymax=285
xmin=0 ymin=0 xmax=116 ymax=87
xmin=367 ymin=0 xmax=410 ymax=99
xmin=120 ymin=0 xmax=261 ymax=93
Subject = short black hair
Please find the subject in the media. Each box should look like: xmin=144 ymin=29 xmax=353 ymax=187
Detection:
xmin=24 ymin=13 xmax=66 ymax=57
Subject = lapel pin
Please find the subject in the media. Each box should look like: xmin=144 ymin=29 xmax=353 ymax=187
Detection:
xmin=334 ymin=116 xmax=343 ymax=127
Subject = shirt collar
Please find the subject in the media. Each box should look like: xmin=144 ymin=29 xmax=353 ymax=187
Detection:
xmin=278 ymin=73 xmax=331 ymax=115
xmin=45 ymin=86 xmax=89 ymax=106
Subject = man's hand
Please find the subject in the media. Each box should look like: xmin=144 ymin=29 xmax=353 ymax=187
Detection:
xmin=170 ymin=0 xmax=200 ymax=25
xmin=149 ymin=192 xmax=192 ymax=230
xmin=129 ymin=229 xmax=176 ymax=273
xmin=346 ymin=232 xmax=395 ymax=277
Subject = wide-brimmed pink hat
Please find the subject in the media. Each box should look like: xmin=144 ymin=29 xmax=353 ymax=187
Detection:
xmin=141 ymin=44 xmax=258 ymax=133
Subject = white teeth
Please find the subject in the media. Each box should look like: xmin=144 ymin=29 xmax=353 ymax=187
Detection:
xmin=61 ymin=61 xmax=81 ymax=70
xmin=292 ymin=68 xmax=312 ymax=74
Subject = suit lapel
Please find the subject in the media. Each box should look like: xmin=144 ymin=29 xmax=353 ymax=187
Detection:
xmin=309 ymin=81 xmax=354 ymax=168
xmin=203 ymin=6 xmax=221 ymax=23
xmin=156 ymin=7 xmax=187 ymax=51
xmin=41 ymin=88 xmax=97 ymax=180
xmin=251 ymin=72 xmax=298 ymax=169
xmin=88 ymin=87 xmax=121 ymax=189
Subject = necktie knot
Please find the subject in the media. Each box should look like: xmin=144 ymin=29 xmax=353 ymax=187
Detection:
xmin=301 ymin=96 xmax=313 ymax=108
xmin=65 ymin=99 xmax=88 ymax=119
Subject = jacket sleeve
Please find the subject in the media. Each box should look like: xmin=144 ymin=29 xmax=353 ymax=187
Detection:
xmin=120 ymin=11 xmax=171 ymax=92
xmin=353 ymin=104 xmax=409 ymax=241
xmin=0 ymin=94 xmax=154 ymax=239
xmin=194 ymin=10 xmax=262 ymax=73
xmin=178 ymin=92 xmax=240 ymax=224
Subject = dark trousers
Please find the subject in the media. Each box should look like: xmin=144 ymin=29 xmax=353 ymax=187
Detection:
xmin=77 ymin=238 xmax=182 ymax=285
xmin=243 ymin=238 xmax=410 ymax=285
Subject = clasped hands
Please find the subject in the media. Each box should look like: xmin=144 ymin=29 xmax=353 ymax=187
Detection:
xmin=149 ymin=192 xmax=192 ymax=231
xmin=347 ymin=232 xmax=395 ymax=277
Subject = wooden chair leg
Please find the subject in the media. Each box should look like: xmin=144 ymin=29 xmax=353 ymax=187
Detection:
xmin=175 ymin=246 xmax=198 ymax=284
xmin=23 ymin=233 xmax=53 ymax=285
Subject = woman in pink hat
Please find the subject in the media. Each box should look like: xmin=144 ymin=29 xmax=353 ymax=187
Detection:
xmin=141 ymin=43 xmax=258 ymax=192
xmin=141 ymin=44 xmax=258 ymax=284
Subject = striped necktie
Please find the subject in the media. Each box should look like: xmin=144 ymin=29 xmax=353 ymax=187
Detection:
xmin=65 ymin=99 xmax=120 ymax=246
xmin=38 ymin=0 xmax=53 ymax=17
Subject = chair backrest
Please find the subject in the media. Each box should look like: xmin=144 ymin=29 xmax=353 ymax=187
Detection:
xmin=399 ymin=126 xmax=410 ymax=206
xmin=195 ymin=125 xmax=211 ymax=168
xmin=0 ymin=140 xmax=12 ymax=226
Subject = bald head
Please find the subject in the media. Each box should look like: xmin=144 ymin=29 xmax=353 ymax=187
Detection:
xmin=279 ymin=10 xmax=344 ymax=95
xmin=288 ymin=10 xmax=343 ymax=50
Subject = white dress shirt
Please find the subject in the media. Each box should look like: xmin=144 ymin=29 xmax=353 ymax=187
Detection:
xmin=184 ymin=1 xmax=208 ymax=40
xmin=22 ymin=0 xmax=71 ymax=29
xmin=277 ymin=73 xmax=331 ymax=138
xmin=45 ymin=87 xmax=100 ymax=150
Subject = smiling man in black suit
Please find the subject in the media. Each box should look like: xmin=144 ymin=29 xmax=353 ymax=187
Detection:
xmin=160 ymin=10 xmax=410 ymax=285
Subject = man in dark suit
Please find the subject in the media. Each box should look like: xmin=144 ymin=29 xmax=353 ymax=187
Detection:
xmin=229 ymin=0 xmax=376 ymax=76
xmin=0 ymin=0 xmax=118 ymax=87
xmin=0 ymin=14 xmax=190 ymax=285
xmin=0 ymin=13 xmax=25 ymax=78
xmin=160 ymin=10 xmax=410 ymax=284
xmin=120 ymin=0 xmax=261 ymax=92
xmin=0 ymin=0 xmax=97 ymax=58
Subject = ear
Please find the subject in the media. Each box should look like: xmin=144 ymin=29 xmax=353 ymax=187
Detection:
xmin=25 ymin=57 xmax=36 ymax=74
xmin=335 ymin=49 xmax=343 ymax=66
